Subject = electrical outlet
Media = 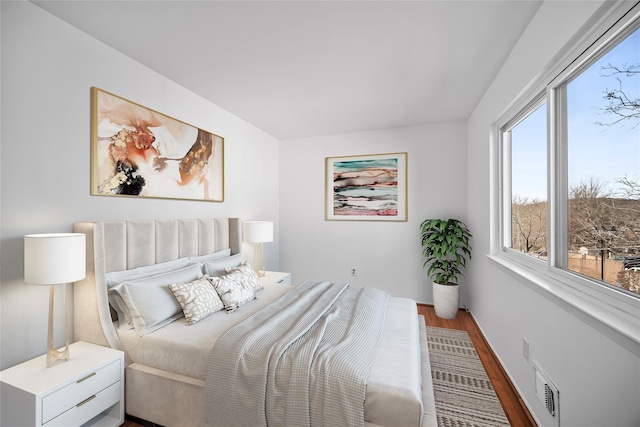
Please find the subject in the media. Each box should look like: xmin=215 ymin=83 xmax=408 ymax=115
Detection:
xmin=351 ymin=268 xmax=357 ymax=276
xmin=523 ymin=337 xmax=530 ymax=362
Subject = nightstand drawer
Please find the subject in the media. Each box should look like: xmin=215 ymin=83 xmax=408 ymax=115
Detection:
xmin=260 ymin=271 xmax=291 ymax=286
xmin=42 ymin=359 xmax=120 ymax=423
xmin=45 ymin=381 xmax=120 ymax=427
xmin=273 ymin=275 xmax=291 ymax=285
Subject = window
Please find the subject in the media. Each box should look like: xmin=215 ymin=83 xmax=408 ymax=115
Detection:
xmin=506 ymin=101 xmax=548 ymax=258
xmin=496 ymin=3 xmax=640 ymax=341
xmin=565 ymin=29 xmax=640 ymax=293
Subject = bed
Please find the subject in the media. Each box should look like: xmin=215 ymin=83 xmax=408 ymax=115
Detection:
xmin=72 ymin=218 xmax=437 ymax=427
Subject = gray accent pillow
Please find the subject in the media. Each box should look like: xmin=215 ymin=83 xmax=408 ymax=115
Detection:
xmin=203 ymin=253 xmax=244 ymax=277
xmin=111 ymin=264 xmax=203 ymax=336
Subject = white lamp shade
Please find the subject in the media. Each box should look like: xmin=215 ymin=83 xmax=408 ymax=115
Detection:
xmin=243 ymin=221 xmax=274 ymax=243
xmin=24 ymin=233 xmax=86 ymax=285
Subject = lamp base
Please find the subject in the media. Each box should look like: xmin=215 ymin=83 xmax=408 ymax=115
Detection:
xmin=47 ymin=342 xmax=70 ymax=368
xmin=46 ymin=283 xmax=70 ymax=368
xmin=253 ymin=242 xmax=266 ymax=277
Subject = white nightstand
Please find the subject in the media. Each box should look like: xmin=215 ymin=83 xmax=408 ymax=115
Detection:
xmin=0 ymin=341 xmax=124 ymax=427
xmin=260 ymin=271 xmax=292 ymax=285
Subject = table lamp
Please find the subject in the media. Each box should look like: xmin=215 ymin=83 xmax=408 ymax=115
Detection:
xmin=243 ymin=221 xmax=273 ymax=277
xmin=24 ymin=233 xmax=86 ymax=367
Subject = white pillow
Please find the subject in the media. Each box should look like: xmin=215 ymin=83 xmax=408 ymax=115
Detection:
xmin=225 ymin=262 xmax=263 ymax=292
xmin=106 ymin=249 xmax=230 ymax=288
xmin=107 ymin=292 xmax=135 ymax=330
xmin=208 ymin=269 xmax=256 ymax=313
xmin=187 ymin=248 xmax=232 ymax=264
xmin=169 ymin=277 xmax=224 ymax=324
xmin=106 ymin=258 xmax=193 ymax=329
xmin=106 ymin=257 xmax=192 ymax=287
xmin=203 ymin=253 xmax=244 ymax=277
xmin=105 ymin=252 xmax=230 ymax=328
xmin=111 ymin=264 xmax=203 ymax=336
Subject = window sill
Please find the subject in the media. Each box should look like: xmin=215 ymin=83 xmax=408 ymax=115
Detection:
xmin=487 ymin=253 xmax=640 ymax=356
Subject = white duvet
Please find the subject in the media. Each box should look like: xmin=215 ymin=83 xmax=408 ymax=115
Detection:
xmin=117 ymin=282 xmax=431 ymax=427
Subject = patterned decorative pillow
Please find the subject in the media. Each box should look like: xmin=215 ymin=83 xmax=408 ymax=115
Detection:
xmin=208 ymin=270 xmax=256 ymax=313
xmin=169 ymin=277 xmax=225 ymax=324
xmin=225 ymin=262 xmax=263 ymax=291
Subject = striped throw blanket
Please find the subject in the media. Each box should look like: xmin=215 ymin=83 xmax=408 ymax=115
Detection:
xmin=202 ymin=281 xmax=390 ymax=427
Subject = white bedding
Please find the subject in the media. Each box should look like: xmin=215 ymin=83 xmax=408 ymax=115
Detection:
xmin=73 ymin=219 xmax=436 ymax=427
xmin=117 ymin=282 xmax=428 ymax=427
xmin=367 ymin=296 xmax=424 ymax=427
xmin=117 ymin=282 xmax=292 ymax=380
xmin=204 ymin=282 xmax=390 ymax=427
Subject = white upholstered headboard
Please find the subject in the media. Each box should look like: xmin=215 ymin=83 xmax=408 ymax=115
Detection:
xmin=72 ymin=218 xmax=242 ymax=352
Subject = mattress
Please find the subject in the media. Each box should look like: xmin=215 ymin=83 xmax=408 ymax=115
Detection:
xmin=366 ymin=296 xmax=424 ymax=426
xmin=117 ymin=282 xmax=293 ymax=380
xmin=117 ymin=282 xmax=425 ymax=427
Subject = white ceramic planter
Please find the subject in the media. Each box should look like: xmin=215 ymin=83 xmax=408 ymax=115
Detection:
xmin=432 ymin=282 xmax=459 ymax=319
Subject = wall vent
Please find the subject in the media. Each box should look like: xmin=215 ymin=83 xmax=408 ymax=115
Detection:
xmin=532 ymin=358 xmax=560 ymax=426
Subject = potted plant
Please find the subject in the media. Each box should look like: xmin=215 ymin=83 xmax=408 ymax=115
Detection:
xmin=420 ymin=218 xmax=472 ymax=319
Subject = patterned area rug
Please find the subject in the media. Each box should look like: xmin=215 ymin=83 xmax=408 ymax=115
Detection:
xmin=426 ymin=326 xmax=511 ymax=427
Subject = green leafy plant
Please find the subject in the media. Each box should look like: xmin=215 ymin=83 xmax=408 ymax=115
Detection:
xmin=420 ymin=218 xmax=472 ymax=285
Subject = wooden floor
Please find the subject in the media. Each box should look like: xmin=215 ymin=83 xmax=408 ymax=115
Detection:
xmin=418 ymin=304 xmax=536 ymax=427
xmin=124 ymin=305 xmax=536 ymax=427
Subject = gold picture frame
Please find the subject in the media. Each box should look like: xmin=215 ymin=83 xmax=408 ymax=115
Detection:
xmin=325 ymin=152 xmax=408 ymax=221
xmin=91 ymin=87 xmax=224 ymax=202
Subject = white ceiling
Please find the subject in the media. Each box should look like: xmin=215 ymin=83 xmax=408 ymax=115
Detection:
xmin=33 ymin=1 xmax=542 ymax=140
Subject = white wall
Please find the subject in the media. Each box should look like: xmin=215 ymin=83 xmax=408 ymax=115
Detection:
xmin=280 ymin=122 xmax=468 ymax=303
xmin=467 ymin=1 xmax=640 ymax=426
xmin=0 ymin=1 xmax=281 ymax=369
xmin=6 ymin=2 xmax=638 ymax=425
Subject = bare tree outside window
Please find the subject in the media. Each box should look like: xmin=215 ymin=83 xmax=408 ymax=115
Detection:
xmin=504 ymin=25 xmax=639 ymax=297
xmin=512 ymin=196 xmax=547 ymax=255
xmin=566 ymin=27 xmax=640 ymax=294
xmin=510 ymin=102 xmax=547 ymax=259
xmin=596 ymin=63 xmax=640 ymax=128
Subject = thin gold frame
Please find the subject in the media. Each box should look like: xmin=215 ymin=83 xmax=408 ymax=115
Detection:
xmin=91 ymin=87 xmax=224 ymax=202
xmin=325 ymin=152 xmax=408 ymax=221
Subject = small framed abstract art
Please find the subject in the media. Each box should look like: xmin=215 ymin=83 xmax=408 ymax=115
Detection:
xmin=325 ymin=152 xmax=408 ymax=221
xmin=91 ymin=87 xmax=224 ymax=202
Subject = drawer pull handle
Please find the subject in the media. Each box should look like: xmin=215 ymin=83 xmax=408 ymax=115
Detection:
xmin=77 ymin=372 xmax=97 ymax=383
xmin=77 ymin=395 xmax=96 ymax=407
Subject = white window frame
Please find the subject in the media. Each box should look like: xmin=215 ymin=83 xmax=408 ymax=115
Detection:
xmin=491 ymin=1 xmax=640 ymax=354
xmin=500 ymin=95 xmax=547 ymax=257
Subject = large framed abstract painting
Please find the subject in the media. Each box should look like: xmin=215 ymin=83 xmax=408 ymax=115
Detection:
xmin=325 ymin=152 xmax=408 ymax=221
xmin=91 ymin=87 xmax=224 ymax=202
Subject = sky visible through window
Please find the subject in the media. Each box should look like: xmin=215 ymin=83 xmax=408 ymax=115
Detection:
xmin=511 ymin=103 xmax=547 ymax=202
xmin=510 ymin=25 xmax=640 ymax=293
xmin=512 ymin=27 xmax=639 ymax=202
xmin=567 ymin=28 xmax=639 ymax=198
